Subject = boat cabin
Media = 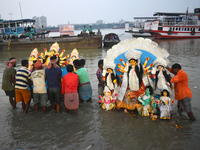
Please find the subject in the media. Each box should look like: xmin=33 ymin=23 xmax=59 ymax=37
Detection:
xmin=0 ymin=19 xmax=35 ymax=36
xmin=152 ymin=9 xmax=200 ymax=32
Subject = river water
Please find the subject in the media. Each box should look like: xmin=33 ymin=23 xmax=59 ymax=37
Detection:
xmin=0 ymin=29 xmax=200 ymax=150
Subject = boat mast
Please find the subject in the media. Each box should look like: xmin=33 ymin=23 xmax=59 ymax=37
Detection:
xmin=186 ymin=7 xmax=189 ymax=25
xmin=19 ymin=2 xmax=24 ymax=32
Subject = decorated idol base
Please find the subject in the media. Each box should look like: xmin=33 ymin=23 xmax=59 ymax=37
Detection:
xmin=28 ymin=42 xmax=79 ymax=72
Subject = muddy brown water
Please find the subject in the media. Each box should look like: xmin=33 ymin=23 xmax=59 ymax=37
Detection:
xmin=0 ymin=30 xmax=200 ymax=150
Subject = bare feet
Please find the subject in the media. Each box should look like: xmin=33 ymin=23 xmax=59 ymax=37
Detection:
xmin=73 ymin=109 xmax=77 ymax=115
xmin=56 ymin=104 xmax=60 ymax=113
xmin=124 ymin=109 xmax=128 ymax=113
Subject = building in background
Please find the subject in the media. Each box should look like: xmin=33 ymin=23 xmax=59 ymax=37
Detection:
xmin=32 ymin=16 xmax=47 ymax=29
xmin=96 ymin=20 xmax=103 ymax=25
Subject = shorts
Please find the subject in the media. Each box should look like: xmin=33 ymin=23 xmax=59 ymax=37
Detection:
xmin=33 ymin=93 xmax=48 ymax=106
xmin=4 ymin=90 xmax=15 ymax=98
xmin=15 ymin=89 xmax=31 ymax=104
xmin=178 ymin=97 xmax=192 ymax=112
xmin=48 ymin=88 xmax=61 ymax=104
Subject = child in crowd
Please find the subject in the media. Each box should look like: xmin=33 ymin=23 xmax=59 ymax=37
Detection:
xmin=31 ymin=60 xmax=48 ymax=113
xmin=96 ymin=59 xmax=105 ymax=102
xmin=61 ymin=65 xmax=79 ymax=115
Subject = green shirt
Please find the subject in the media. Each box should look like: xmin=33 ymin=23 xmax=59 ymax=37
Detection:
xmin=88 ymin=28 xmax=92 ymax=32
xmin=2 ymin=67 xmax=16 ymax=91
xmin=75 ymin=68 xmax=90 ymax=84
xmin=14 ymin=32 xmax=18 ymax=37
xmin=83 ymin=27 xmax=87 ymax=32
xmin=31 ymin=28 xmax=35 ymax=34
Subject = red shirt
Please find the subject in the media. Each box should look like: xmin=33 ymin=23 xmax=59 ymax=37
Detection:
xmin=61 ymin=73 xmax=79 ymax=94
xmin=170 ymin=69 xmax=192 ymax=100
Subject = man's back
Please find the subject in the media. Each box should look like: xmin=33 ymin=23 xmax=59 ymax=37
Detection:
xmin=75 ymin=68 xmax=90 ymax=84
xmin=2 ymin=67 xmax=16 ymax=91
xmin=31 ymin=69 xmax=46 ymax=93
xmin=171 ymin=69 xmax=192 ymax=100
xmin=15 ymin=66 xmax=31 ymax=90
xmin=45 ymin=67 xmax=62 ymax=88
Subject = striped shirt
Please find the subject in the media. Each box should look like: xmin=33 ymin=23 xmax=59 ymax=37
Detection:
xmin=15 ymin=66 xmax=31 ymax=90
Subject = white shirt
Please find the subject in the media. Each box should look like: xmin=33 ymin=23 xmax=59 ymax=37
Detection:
xmin=31 ymin=69 xmax=47 ymax=93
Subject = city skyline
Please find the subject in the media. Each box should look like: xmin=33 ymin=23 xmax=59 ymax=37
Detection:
xmin=0 ymin=0 xmax=199 ymax=26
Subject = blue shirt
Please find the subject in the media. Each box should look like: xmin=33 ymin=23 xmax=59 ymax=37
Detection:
xmin=45 ymin=67 xmax=62 ymax=88
xmin=61 ymin=66 xmax=68 ymax=78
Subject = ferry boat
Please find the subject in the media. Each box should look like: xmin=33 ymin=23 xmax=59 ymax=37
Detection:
xmin=0 ymin=19 xmax=50 ymax=39
xmin=125 ymin=17 xmax=159 ymax=37
xmin=150 ymin=8 xmax=200 ymax=39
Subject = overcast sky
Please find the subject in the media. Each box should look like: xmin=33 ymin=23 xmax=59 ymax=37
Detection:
xmin=0 ymin=0 xmax=199 ymax=26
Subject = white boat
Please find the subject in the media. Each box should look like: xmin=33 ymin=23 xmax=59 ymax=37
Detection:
xmin=150 ymin=8 xmax=200 ymax=39
xmin=125 ymin=17 xmax=159 ymax=37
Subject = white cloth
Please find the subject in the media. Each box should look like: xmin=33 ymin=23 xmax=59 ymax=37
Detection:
xmin=31 ymin=69 xmax=47 ymax=93
xmin=107 ymin=73 xmax=114 ymax=90
xmin=160 ymin=96 xmax=172 ymax=118
xmin=142 ymin=74 xmax=153 ymax=87
xmin=129 ymin=66 xmax=139 ymax=91
xmin=157 ymin=71 xmax=166 ymax=90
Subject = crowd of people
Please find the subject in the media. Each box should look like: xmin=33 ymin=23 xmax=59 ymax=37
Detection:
xmin=1 ymin=55 xmax=196 ymax=121
xmin=2 ymin=56 xmax=92 ymax=115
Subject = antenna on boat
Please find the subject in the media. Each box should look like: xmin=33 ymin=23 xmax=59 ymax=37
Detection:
xmin=19 ymin=2 xmax=25 ymax=32
xmin=19 ymin=2 xmax=23 ymax=19
xmin=186 ymin=7 xmax=189 ymax=24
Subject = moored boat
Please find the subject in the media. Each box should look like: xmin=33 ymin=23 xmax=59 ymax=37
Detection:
xmin=125 ymin=17 xmax=159 ymax=37
xmin=0 ymin=19 xmax=50 ymax=39
xmin=0 ymin=35 xmax=102 ymax=50
xmin=150 ymin=8 xmax=200 ymax=39
xmin=0 ymin=19 xmax=102 ymax=50
xmin=103 ymin=33 xmax=120 ymax=47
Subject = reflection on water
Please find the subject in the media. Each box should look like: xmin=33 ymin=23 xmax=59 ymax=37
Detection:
xmin=0 ymin=30 xmax=200 ymax=149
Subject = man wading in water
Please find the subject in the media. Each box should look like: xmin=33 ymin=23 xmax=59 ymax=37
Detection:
xmin=2 ymin=57 xmax=17 ymax=109
xmin=167 ymin=63 xmax=196 ymax=121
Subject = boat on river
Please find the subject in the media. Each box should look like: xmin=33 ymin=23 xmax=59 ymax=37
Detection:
xmin=150 ymin=8 xmax=200 ymax=39
xmin=0 ymin=19 xmax=102 ymax=49
xmin=0 ymin=19 xmax=50 ymax=39
xmin=125 ymin=17 xmax=159 ymax=37
xmin=0 ymin=35 xmax=102 ymax=50
xmin=103 ymin=33 xmax=120 ymax=47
